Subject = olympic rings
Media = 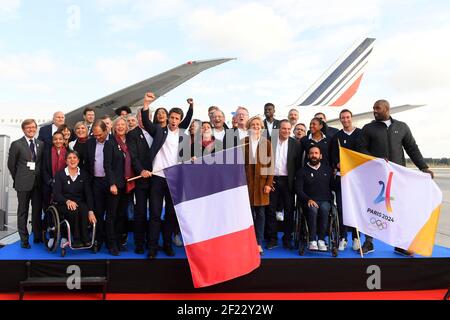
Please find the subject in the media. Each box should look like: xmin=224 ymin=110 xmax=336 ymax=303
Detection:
xmin=370 ymin=217 xmax=387 ymax=230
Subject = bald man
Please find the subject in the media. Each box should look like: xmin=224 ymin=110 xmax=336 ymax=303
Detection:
xmin=357 ymin=99 xmax=434 ymax=256
xmin=38 ymin=111 xmax=68 ymax=146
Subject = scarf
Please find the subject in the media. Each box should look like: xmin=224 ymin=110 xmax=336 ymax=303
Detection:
xmin=115 ymin=135 xmax=135 ymax=193
xmin=51 ymin=147 xmax=67 ymax=177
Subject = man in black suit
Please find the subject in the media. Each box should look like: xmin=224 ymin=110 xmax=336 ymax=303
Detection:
xmin=83 ymin=107 xmax=96 ymax=136
xmin=37 ymin=111 xmax=66 ymax=146
xmin=8 ymin=119 xmax=44 ymax=248
xmin=127 ymin=107 xmax=154 ymax=254
xmin=263 ymin=103 xmax=281 ymax=140
xmin=266 ymin=120 xmax=301 ymax=250
xmin=85 ymin=120 xmax=110 ymax=252
xmin=141 ymin=92 xmax=193 ymax=259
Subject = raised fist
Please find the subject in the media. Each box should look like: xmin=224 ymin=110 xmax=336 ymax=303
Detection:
xmin=187 ymin=98 xmax=194 ymax=106
xmin=144 ymin=92 xmax=156 ymax=104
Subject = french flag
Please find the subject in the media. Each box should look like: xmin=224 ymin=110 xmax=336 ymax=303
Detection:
xmin=164 ymin=148 xmax=261 ymax=288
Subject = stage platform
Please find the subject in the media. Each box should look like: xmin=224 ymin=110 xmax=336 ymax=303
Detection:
xmin=0 ymin=233 xmax=449 ymax=293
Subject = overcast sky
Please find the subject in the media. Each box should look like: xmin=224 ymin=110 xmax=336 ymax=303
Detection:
xmin=1 ymin=0 xmax=450 ymax=157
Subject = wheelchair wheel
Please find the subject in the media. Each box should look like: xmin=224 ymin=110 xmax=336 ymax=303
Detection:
xmin=298 ymin=214 xmax=308 ymax=256
xmin=43 ymin=206 xmax=61 ymax=253
xmin=328 ymin=206 xmax=340 ymax=257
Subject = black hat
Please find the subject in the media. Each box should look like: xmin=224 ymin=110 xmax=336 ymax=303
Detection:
xmin=115 ymin=106 xmax=132 ymax=116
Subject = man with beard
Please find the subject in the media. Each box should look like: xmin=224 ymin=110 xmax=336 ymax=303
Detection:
xmin=295 ymin=146 xmax=333 ymax=252
xmin=357 ymin=99 xmax=433 ymax=256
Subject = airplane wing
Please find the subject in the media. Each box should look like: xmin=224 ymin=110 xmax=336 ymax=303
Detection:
xmin=63 ymin=58 xmax=234 ymax=127
xmin=327 ymin=104 xmax=426 ymax=127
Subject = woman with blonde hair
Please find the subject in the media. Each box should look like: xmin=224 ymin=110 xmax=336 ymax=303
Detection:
xmin=69 ymin=121 xmax=89 ymax=171
xmin=242 ymin=116 xmax=274 ymax=255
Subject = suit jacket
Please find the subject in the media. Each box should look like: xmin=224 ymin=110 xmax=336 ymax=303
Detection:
xmin=127 ymin=127 xmax=152 ymax=189
xmin=103 ymin=138 xmax=126 ymax=189
xmin=85 ymin=134 xmax=114 ymax=177
xmin=8 ymin=137 xmax=44 ymax=192
xmin=37 ymin=124 xmax=53 ymax=146
xmin=141 ymin=109 xmax=191 ymax=168
xmin=242 ymin=136 xmax=274 ymax=206
xmin=271 ymin=136 xmax=301 ymax=192
xmin=263 ymin=119 xmax=281 ymax=140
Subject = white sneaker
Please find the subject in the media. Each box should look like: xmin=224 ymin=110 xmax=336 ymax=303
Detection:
xmin=60 ymin=238 xmax=68 ymax=247
xmin=47 ymin=238 xmax=54 ymax=248
xmin=276 ymin=211 xmax=284 ymax=221
xmin=338 ymin=238 xmax=348 ymax=251
xmin=173 ymin=234 xmax=183 ymax=247
xmin=352 ymin=238 xmax=361 ymax=251
xmin=318 ymin=240 xmax=327 ymax=251
xmin=308 ymin=241 xmax=318 ymax=250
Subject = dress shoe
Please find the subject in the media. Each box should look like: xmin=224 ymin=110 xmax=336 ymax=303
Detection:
xmin=394 ymin=247 xmax=414 ymax=257
xmin=283 ymin=240 xmax=293 ymax=250
xmin=147 ymin=248 xmax=157 ymax=259
xmin=119 ymin=244 xmax=128 ymax=252
xmin=266 ymin=240 xmax=278 ymax=250
xmin=134 ymin=245 xmax=145 ymax=254
xmin=21 ymin=242 xmax=31 ymax=249
xmin=109 ymin=246 xmax=120 ymax=256
xmin=163 ymin=246 xmax=175 ymax=257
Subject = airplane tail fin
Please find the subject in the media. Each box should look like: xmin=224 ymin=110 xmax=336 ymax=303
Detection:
xmin=295 ymin=37 xmax=375 ymax=107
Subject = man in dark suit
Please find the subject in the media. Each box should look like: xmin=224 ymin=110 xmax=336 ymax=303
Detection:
xmin=141 ymin=92 xmax=193 ymax=259
xmin=127 ymin=107 xmax=154 ymax=254
xmin=8 ymin=119 xmax=44 ymax=248
xmin=83 ymin=107 xmax=96 ymax=136
xmin=266 ymin=120 xmax=301 ymax=250
xmin=263 ymin=103 xmax=281 ymax=140
xmin=85 ymin=120 xmax=110 ymax=252
xmin=37 ymin=111 xmax=66 ymax=146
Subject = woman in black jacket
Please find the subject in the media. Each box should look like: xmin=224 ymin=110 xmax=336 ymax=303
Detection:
xmin=69 ymin=121 xmax=89 ymax=171
xmin=42 ymin=131 xmax=68 ymax=209
xmin=53 ymin=150 xmax=96 ymax=248
xmin=104 ymin=117 xmax=135 ymax=256
xmin=299 ymin=117 xmax=331 ymax=167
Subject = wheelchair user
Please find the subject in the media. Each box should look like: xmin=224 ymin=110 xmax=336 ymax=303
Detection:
xmin=295 ymin=146 xmax=333 ymax=252
xmin=52 ymin=150 xmax=97 ymax=248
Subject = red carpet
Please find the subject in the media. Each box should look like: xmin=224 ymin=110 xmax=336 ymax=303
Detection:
xmin=0 ymin=290 xmax=448 ymax=300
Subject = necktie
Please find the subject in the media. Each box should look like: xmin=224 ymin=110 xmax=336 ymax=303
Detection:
xmin=29 ymin=139 xmax=36 ymax=161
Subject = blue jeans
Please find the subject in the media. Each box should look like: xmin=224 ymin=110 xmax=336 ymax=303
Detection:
xmin=305 ymin=201 xmax=331 ymax=241
xmin=251 ymin=206 xmax=265 ymax=246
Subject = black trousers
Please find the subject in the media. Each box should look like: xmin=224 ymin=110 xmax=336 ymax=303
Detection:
xmin=92 ymin=177 xmax=108 ymax=245
xmin=57 ymin=202 xmax=89 ymax=243
xmin=17 ymin=183 xmax=42 ymax=243
xmin=134 ymin=186 xmax=150 ymax=246
xmin=148 ymin=175 xmax=177 ymax=250
xmin=266 ymin=176 xmax=295 ymax=243
xmin=105 ymin=188 xmax=130 ymax=248
xmin=334 ymin=175 xmax=358 ymax=240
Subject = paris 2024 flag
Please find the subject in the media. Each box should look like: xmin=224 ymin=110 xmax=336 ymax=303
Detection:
xmin=340 ymin=147 xmax=442 ymax=256
xmin=163 ymin=148 xmax=260 ymax=288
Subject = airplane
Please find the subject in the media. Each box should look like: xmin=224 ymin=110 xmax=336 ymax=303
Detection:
xmin=0 ymin=37 xmax=423 ymax=138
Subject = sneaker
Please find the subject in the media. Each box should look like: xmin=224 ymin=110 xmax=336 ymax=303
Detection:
xmin=258 ymin=245 xmax=264 ymax=255
xmin=318 ymin=240 xmax=327 ymax=251
xmin=352 ymin=238 xmax=361 ymax=251
xmin=361 ymin=241 xmax=374 ymax=254
xmin=308 ymin=241 xmax=318 ymax=251
xmin=338 ymin=238 xmax=348 ymax=251
xmin=173 ymin=234 xmax=183 ymax=247
xmin=47 ymin=238 xmax=55 ymax=248
xmin=394 ymin=247 xmax=414 ymax=257
xmin=276 ymin=211 xmax=284 ymax=221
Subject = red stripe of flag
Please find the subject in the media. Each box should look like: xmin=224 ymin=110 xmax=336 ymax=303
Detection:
xmin=184 ymin=226 xmax=261 ymax=288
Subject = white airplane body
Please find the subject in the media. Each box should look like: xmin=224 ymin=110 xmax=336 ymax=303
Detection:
xmin=0 ymin=38 xmax=423 ymax=141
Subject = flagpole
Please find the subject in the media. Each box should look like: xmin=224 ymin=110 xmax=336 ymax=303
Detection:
xmin=355 ymin=228 xmax=364 ymax=258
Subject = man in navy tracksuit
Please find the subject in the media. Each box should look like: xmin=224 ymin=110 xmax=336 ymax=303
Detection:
xmin=296 ymin=146 xmax=333 ymax=252
xmin=357 ymin=99 xmax=434 ymax=255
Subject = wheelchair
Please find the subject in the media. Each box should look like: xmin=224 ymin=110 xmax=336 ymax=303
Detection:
xmin=42 ymin=205 xmax=96 ymax=257
xmin=294 ymin=199 xmax=340 ymax=257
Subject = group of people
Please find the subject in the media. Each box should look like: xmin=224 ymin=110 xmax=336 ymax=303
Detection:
xmin=7 ymin=92 xmax=433 ymax=258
